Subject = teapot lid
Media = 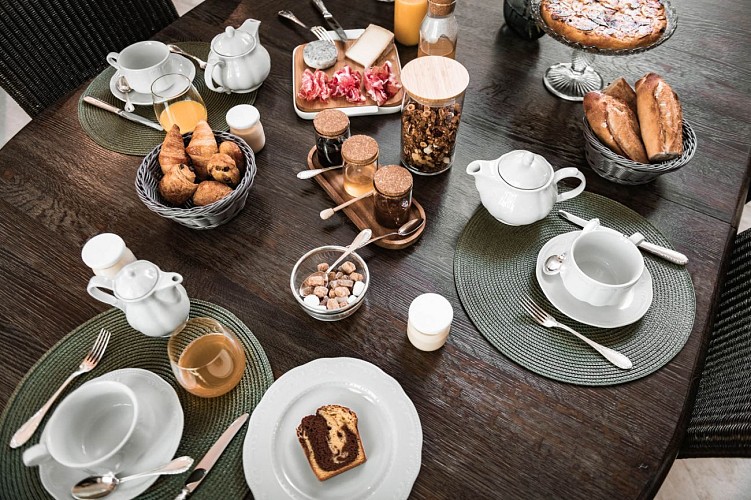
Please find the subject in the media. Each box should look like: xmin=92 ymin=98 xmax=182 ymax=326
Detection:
xmin=212 ymin=26 xmax=256 ymax=57
xmin=497 ymin=150 xmax=552 ymax=190
xmin=114 ymin=260 xmax=159 ymax=300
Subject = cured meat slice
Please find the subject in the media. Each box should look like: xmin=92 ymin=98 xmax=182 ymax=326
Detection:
xmin=364 ymin=61 xmax=402 ymax=106
xmin=298 ymin=69 xmax=332 ymax=102
xmin=329 ymin=65 xmax=365 ymax=103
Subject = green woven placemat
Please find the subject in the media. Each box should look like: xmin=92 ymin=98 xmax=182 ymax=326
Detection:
xmin=454 ymin=192 xmax=696 ymax=386
xmin=0 ymin=299 xmax=273 ymax=499
xmin=77 ymin=42 xmax=257 ymax=156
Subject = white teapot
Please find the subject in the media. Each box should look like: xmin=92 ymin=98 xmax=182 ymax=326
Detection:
xmin=466 ymin=150 xmax=586 ymax=226
xmin=205 ymin=19 xmax=271 ymax=94
xmin=87 ymin=260 xmax=190 ymax=337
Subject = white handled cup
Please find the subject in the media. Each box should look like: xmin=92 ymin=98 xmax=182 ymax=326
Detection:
xmin=107 ymin=41 xmax=171 ymax=94
xmin=560 ymin=219 xmax=645 ymax=307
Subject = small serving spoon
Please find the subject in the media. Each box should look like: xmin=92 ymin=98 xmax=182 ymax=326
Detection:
xmin=320 ymin=191 xmax=374 ymax=220
xmin=297 ymin=164 xmax=344 ymax=179
xmin=71 ymin=456 xmax=193 ymax=499
xmin=543 ymin=252 xmax=566 ymax=276
xmin=167 ymin=44 xmax=207 ymax=69
xmin=365 ymin=218 xmax=424 ymax=246
xmin=116 ymin=76 xmax=135 ymax=112
xmin=299 ymin=229 xmax=372 ymax=296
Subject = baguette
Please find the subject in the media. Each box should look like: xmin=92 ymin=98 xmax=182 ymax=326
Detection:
xmin=584 ymin=91 xmax=648 ymax=163
xmin=635 ymin=73 xmax=683 ymax=162
xmin=603 ymin=77 xmax=637 ymax=115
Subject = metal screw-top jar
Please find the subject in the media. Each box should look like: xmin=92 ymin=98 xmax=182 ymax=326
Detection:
xmin=313 ymin=109 xmax=351 ymax=167
xmin=400 ymin=56 xmax=469 ymax=175
xmin=373 ymin=165 xmax=413 ymax=228
xmin=341 ymin=135 xmax=379 ymax=197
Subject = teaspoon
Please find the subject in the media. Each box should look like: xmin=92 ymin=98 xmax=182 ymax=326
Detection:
xmin=364 ymin=218 xmax=424 ymax=246
xmin=297 ymin=164 xmax=344 ymax=179
xmin=116 ymin=76 xmax=135 ymax=113
xmin=167 ymin=44 xmax=207 ymax=70
xmin=299 ymin=229 xmax=372 ymax=296
xmin=71 ymin=456 xmax=193 ymax=499
xmin=543 ymin=252 xmax=566 ymax=276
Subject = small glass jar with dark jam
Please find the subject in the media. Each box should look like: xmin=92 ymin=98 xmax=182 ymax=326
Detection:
xmin=313 ymin=109 xmax=350 ymax=167
xmin=373 ymin=165 xmax=413 ymax=228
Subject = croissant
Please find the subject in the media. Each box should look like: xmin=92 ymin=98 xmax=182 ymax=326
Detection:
xmin=208 ymin=153 xmax=241 ymax=186
xmin=186 ymin=120 xmax=217 ymax=180
xmin=159 ymin=163 xmax=197 ymax=205
xmin=219 ymin=141 xmax=246 ymax=175
xmin=158 ymin=125 xmax=189 ymax=175
xmin=193 ymin=180 xmax=233 ymax=206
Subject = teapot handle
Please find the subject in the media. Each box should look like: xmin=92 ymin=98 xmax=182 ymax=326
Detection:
xmin=204 ymin=57 xmax=227 ymax=93
xmin=553 ymin=168 xmax=586 ymax=203
xmin=87 ymin=276 xmax=119 ymax=307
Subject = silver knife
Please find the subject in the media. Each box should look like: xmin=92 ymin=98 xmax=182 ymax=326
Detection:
xmin=83 ymin=96 xmax=163 ymax=131
xmin=558 ymin=210 xmax=689 ymax=265
xmin=312 ymin=0 xmax=348 ymax=41
xmin=175 ymin=413 xmax=249 ymax=500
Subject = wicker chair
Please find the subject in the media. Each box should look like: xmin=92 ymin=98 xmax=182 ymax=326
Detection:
xmin=0 ymin=0 xmax=178 ymax=117
xmin=680 ymin=228 xmax=751 ymax=458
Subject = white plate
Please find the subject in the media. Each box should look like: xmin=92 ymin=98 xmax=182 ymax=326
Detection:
xmin=243 ymin=357 xmax=422 ymax=500
xmin=108 ymin=54 xmax=197 ymax=106
xmin=37 ymin=368 xmax=184 ymax=500
xmin=291 ymin=29 xmax=403 ymax=120
xmin=536 ymin=230 xmax=653 ymax=328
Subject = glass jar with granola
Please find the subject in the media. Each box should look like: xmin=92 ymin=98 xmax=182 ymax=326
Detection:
xmin=399 ymin=56 xmax=469 ymax=175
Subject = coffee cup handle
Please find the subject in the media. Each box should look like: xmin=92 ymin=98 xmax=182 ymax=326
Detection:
xmin=106 ymin=52 xmax=120 ymax=70
xmin=22 ymin=443 xmax=50 ymax=467
xmin=553 ymin=168 xmax=586 ymax=203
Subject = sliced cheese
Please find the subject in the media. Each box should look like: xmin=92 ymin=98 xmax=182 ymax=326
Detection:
xmin=345 ymin=24 xmax=394 ymax=68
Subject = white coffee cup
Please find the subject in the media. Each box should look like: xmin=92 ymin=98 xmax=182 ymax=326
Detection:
xmin=107 ymin=41 xmax=171 ymax=94
xmin=560 ymin=219 xmax=644 ymax=307
xmin=22 ymin=380 xmax=152 ymax=474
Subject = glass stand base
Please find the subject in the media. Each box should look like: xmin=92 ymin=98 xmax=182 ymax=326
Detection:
xmin=543 ymin=62 xmax=603 ymax=101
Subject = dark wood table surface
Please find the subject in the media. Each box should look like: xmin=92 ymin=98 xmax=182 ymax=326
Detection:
xmin=1 ymin=0 xmax=750 ymax=498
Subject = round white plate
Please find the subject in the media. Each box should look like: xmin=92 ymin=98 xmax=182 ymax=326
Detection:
xmin=243 ymin=357 xmax=422 ymax=500
xmin=38 ymin=368 xmax=184 ymax=500
xmin=536 ymin=230 xmax=653 ymax=328
xmin=108 ymin=54 xmax=197 ymax=106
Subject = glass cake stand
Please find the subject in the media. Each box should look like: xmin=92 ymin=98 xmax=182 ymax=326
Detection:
xmin=529 ymin=0 xmax=677 ymax=101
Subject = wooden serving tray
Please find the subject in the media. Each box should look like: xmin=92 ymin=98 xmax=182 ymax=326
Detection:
xmin=293 ymin=37 xmax=404 ymax=113
xmin=306 ymin=147 xmax=425 ymax=250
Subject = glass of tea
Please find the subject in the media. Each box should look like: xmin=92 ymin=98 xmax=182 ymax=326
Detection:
xmin=151 ymin=73 xmax=207 ymax=133
xmin=167 ymin=317 xmax=246 ymax=398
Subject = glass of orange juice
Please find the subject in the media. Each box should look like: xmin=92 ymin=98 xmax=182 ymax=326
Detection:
xmin=167 ymin=317 xmax=246 ymax=398
xmin=151 ymin=73 xmax=207 ymax=133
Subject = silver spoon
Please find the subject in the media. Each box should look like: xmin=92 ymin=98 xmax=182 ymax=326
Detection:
xmin=167 ymin=44 xmax=207 ymax=70
xmin=116 ymin=76 xmax=135 ymax=113
xmin=71 ymin=456 xmax=193 ymax=499
xmin=543 ymin=252 xmax=566 ymax=276
xmin=365 ymin=218 xmax=424 ymax=246
xmin=297 ymin=164 xmax=344 ymax=180
xmin=299 ymin=228 xmax=372 ymax=296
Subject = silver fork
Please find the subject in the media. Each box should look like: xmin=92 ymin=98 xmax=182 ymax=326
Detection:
xmin=520 ymin=296 xmax=633 ymax=370
xmin=9 ymin=328 xmax=111 ymax=448
xmin=278 ymin=10 xmax=335 ymax=43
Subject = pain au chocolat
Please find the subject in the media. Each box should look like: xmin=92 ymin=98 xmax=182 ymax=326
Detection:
xmin=540 ymin=0 xmax=667 ymax=50
xmin=296 ymin=405 xmax=367 ymax=481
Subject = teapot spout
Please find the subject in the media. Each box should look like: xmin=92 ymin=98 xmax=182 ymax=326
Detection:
xmin=466 ymin=159 xmax=494 ymax=178
xmin=239 ymin=18 xmax=261 ymax=38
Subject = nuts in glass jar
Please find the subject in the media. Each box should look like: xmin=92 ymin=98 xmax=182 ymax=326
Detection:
xmin=401 ymin=99 xmax=462 ymax=174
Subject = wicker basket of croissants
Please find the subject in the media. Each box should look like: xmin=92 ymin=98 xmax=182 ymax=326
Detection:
xmin=136 ymin=121 xmax=256 ymax=229
xmin=582 ymin=73 xmax=697 ymax=185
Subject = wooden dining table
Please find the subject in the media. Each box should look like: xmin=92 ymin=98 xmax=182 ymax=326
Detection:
xmin=1 ymin=0 xmax=750 ymax=497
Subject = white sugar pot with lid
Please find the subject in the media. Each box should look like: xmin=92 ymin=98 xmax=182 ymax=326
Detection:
xmin=466 ymin=150 xmax=586 ymax=226
xmin=205 ymin=19 xmax=271 ymax=94
xmin=87 ymin=260 xmax=190 ymax=337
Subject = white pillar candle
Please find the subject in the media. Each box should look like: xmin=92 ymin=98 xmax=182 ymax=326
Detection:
xmin=407 ymin=293 xmax=453 ymax=351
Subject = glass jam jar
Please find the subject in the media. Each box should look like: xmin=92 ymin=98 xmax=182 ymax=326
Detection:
xmin=313 ymin=109 xmax=350 ymax=167
xmin=400 ymin=56 xmax=469 ymax=175
xmin=341 ymin=135 xmax=379 ymax=197
xmin=373 ymin=165 xmax=413 ymax=228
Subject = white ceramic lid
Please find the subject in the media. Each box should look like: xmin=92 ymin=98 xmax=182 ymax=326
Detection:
xmin=408 ymin=293 xmax=454 ymax=335
xmin=212 ymin=26 xmax=256 ymax=57
xmin=226 ymin=104 xmax=260 ymax=129
xmin=81 ymin=233 xmax=126 ymax=270
xmin=497 ymin=150 xmax=552 ymax=190
xmin=114 ymin=261 xmax=159 ymax=300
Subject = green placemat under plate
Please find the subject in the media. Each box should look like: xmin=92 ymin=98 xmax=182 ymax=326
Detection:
xmin=454 ymin=192 xmax=695 ymax=386
xmin=78 ymin=42 xmax=257 ymax=156
xmin=0 ymin=299 xmax=273 ymax=499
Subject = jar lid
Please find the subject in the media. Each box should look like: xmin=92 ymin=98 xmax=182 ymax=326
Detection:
xmin=374 ymin=165 xmax=413 ymax=196
xmin=113 ymin=260 xmax=159 ymax=301
xmin=409 ymin=293 xmax=454 ymax=335
xmin=226 ymin=104 xmax=260 ymax=130
xmin=341 ymin=135 xmax=379 ymax=164
xmin=428 ymin=0 xmax=456 ymax=16
xmin=81 ymin=233 xmax=126 ymax=270
xmin=211 ymin=26 xmax=256 ymax=57
xmin=400 ymin=56 xmax=469 ymax=104
xmin=497 ymin=150 xmax=552 ymax=190
xmin=314 ymin=109 xmax=350 ymax=137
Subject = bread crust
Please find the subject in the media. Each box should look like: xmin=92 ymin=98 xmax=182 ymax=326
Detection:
xmin=584 ymin=91 xmax=648 ymax=163
xmin=635 ymin=72 xmax=683 ymax=162
xmin=603 ymin=77 xmax=637 ymax=115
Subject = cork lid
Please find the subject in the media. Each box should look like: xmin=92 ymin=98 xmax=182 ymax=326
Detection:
xmin=374 ymin=165 xmax=413 ymax=196
xmin=313 ymin=109 xmax=350 ymax=138
xmin=400 ymin=56 xmax=469 ymax=104
xmin=428 ymin=0 xmax=456 ymax=16
xmin=341 ymin=135 xmax=379 ymax=164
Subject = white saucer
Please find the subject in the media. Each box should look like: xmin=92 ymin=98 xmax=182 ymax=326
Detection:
xmin=536 ymin=230 xmax=653 ymax=328
xmin=108 ymin=54 xmax=197 ymax=106
xmin=37 ymin=368 xmax=184 ymax=500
